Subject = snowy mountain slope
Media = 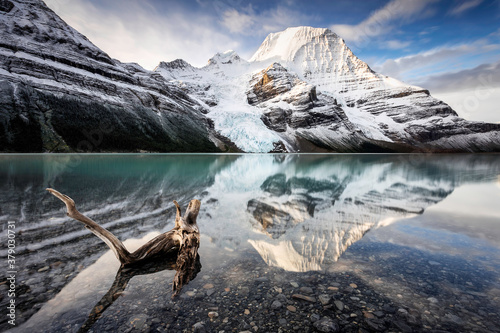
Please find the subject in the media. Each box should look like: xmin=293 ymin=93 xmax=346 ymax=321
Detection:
xmin=155 ymin=26 xmax=499 ymax=152
xmin=0 ymin=0 xmax=221 ymax=152
xmin=248 ymin=27 xmax=500 ymax=152
xmin=155 ymin=52 xmax=289 ymax=152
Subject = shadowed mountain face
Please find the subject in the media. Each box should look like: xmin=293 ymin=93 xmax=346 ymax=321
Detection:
xmin=0 ymin=153 xmax=499 ymax=329
xmin=0 ymin=0 xmax=220 ymax=152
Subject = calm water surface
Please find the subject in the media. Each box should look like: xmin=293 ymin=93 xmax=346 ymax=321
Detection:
xmin=1 ymin=154 xmax=500 ymax=332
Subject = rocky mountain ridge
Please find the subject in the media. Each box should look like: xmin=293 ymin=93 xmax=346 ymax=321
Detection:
xmin=0 ymin=0 xmax=221 ymax=152
xmin=155 ymin=26 xmax=500 ymax=153
xmin=1 ymin=1 xmax=499 ymax=152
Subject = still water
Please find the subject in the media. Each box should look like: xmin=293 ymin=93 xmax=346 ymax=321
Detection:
xmin=1 ymin=153 xmax=500 ymax=332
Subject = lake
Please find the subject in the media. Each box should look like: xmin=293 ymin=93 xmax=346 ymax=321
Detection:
xmin=1 ymin=153 xmax=500 ymax=332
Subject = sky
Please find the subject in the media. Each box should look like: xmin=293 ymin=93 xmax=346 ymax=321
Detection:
xmin=44 ymin=0 xmax=500 ymax=123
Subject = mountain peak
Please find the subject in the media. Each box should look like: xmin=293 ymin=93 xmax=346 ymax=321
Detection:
xmin=250 ymin=26 xmax=338 ymax=63
xmin=2 ymin=0 xmax=113 ymax=65
xmin=155 ymin=59 xmax=194 ymax=71
xmin=207 ymin=50 xmax=245 ymax=66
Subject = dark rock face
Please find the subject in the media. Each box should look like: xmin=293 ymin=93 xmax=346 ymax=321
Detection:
xmin=247 ymin=63 xmax=312 ymax=106
xmin=156 ymin=59 xmax=195 ymax=71
xmin=0 ymin=0 xmax=220 ymax=152
xmin=248 ymin=63 xmax=321 ymax=116
xmin=248 ymin=63 xmax=331 ymax=133
xmin=245 ymin=63 xmax=413 ymax=152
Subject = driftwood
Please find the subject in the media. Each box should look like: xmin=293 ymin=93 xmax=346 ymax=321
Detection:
xmin=78 ymin=255 xmax=201 ymax=333
xmin=46 ymin=188 xmax=201 ymax=299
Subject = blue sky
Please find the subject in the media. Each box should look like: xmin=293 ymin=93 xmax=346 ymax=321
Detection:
xmin=45 ymin=0 xmax=500 ymax=122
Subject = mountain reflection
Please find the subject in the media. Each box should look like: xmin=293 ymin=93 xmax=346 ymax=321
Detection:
xmin=198 ymin=154 xmax=500 ymax=272
xmin=1 ymin=153 xmax=500 ymax=329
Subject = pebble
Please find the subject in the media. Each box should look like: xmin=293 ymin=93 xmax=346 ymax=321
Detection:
xmin=50 ymin=261 xmax=63 ymax=268
xmin=193 ymin=321 xmax=206 ymax=333
xmin=349 ymin=283 xmax=357 ymax=288
xmin=129 ymin=314 xmax=149 ymax=331
xmin=398 ymin=308 xmax=408 ymax=316
xmin=382 ymin=304 xmax=396 ymax=314
xmin=334 ymin=300 xmax=344 ymax=311
xmin=319 ymin=294 xmax=331 ymax=305
xmin=290 ymin=282 xmax=299 ymax=288
xmin=276 ymin=294 xmax=287 ymax=304
xmin=310 ymin=314 xmax=321 ymax=322
xmin=203 ymin=283 xmax=214 ymax=289
xmin=363 ymin=311 xmax=375 ymax=319
xmin=38 ymin=266 xmax=50 ymax=272
xmin=287 ymin=305 xmax=297 ymax=312
xmin=313 ymin=316 xmax=339 ymax=332
xmin=299 ymin=286 xmax=314 ymax=294
xmin=292 ymin=294 xmax=316 ymax=302
xmin=208 ymin=311 xmax=219 ymax=319
xmin=271 ymin=300 xmax=282 ymax=309
xmin=244 ymin=309 xmax=250 ymax=315
xmin=444 ymin=313 xmax=463 ymax=325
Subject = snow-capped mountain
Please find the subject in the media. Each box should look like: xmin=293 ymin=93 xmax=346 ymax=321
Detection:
xmin=1 ymin=1 xmax=499 ymax=152
xmin=155 ymin=26 xmax=500 ymax=153
xmin=0 ymin=0 xmax=220 ymax=152
xmin=248 ymin=27 xmax=500 ymax=152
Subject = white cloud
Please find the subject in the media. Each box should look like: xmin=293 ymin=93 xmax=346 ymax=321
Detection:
xmin=448 ymin=0 xmax=483 ymax=16
xmin=44 ymin=0 xmax=314 ymax=69
xmin=385 ymin=40 xmax=411 ymax=49
xmin=419 ymin=26 xmax=439 ymax=36
xmin=375 ymin=44 xmax=475 ymax=79
xmin=330 ymin=0 xmax=439 ymax=44
xmin=416 ymin=60 xmax=500 ymax=93
xmin=220 ymin=5 xmax=313 ymax=37
xmin=44 ymin=0 xmax=240 ymax=69
xmin=221 ymin=8 xmax=255 ymax=34
xmin=434 ymin=86 xmax=500 ymax=123
xmin=374 ymin=35 xmax=500 ymax=81
xmin=377 ymin=54 xmax=500 ymax=123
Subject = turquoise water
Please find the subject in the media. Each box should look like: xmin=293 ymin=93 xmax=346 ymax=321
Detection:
xmin=1 ymin=154 xmax=500 ymax=332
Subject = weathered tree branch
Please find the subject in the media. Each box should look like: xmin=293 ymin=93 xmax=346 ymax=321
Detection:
xmin=46 ymin=188 xmax=201 ymax=297
xmin=46 ymin=188 xmax=132 ymax=264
